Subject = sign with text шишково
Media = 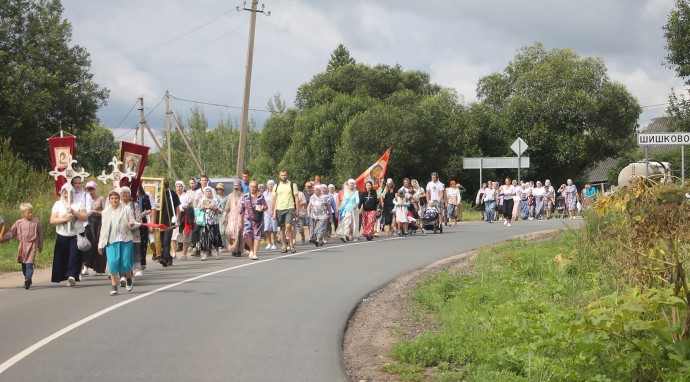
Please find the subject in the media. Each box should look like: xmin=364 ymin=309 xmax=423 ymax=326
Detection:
xmin=638 ymin=133 xmax=690 ymax=146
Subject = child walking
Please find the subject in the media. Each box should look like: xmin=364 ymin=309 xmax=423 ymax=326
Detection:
xmin=1 ymin=203 xmax=44 ymax=289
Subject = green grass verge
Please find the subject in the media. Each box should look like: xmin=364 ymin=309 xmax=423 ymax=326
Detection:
xmin=387 ymin=228 xmax=627 ymax=381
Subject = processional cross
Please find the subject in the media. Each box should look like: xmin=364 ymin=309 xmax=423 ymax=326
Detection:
xmin=97 ymin=156 xmax=137 ymax=188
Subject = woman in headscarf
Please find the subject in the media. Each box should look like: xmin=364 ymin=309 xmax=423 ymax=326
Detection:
xmin=543 ymin=179 xmax=555 ymax=219
xmin=379 ymin=179 xmax=396 ymax=236
xmin=336 ymin=179 xmax=360 ymax=242
xmin=358 ymin=181 xmax=379 ymax=241
xmin=83 ymin=181 xmax=106 ymax=275
xmin=199 ymin=186 xmax=223 ymax=260
xmin=120 ymin=186 xmax=151 ymax=283
xmin=222 ymin=179 xmax=244 ymax=257
xmin=559 ymin=179 xmax=579 ymax=219
xmin=262 ymin=179 xmax=278 ymax=250
xmin=98 ymin=189 xmax=140 ymax=296
xmin=307 ymin=184 xmax=332 ymax=246
xmin=238 ymin=180 xmax=267 ymax=260
xmin=215 ymin=183 xmax=228 ymax=249
xmin=532 ymin=181 xmax=545 ymax=220
xmin=50 ymin=183 xmax=88 ymax=286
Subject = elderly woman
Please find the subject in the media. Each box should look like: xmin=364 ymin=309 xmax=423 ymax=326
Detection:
xmin=239 ymin=180 xmax=268 ymax=260
xmin=543 ymin=180 xmax=555 ymax=219
xmin=98 ymin=189 xmax=140 ymax=296
xmin=336 ymin=179 xmax=360 ymax=242
xmin=199 ymin=186 xmax=223 ymax=260
xmin=222 ymin=179 xmax=244 ymax=257
xmin=532 ymin=181 xmax=545 ymax=219
xmin=215 ymin=183 xmax=228 ymax=249
xmin=83 ymin=181 xmax=106 ymax=275
xmin=559 ymin=179 xmax=579 ymax=219
xmin=263 ymin=179 xmax=278 ymax=250
xmin=50 ymin=183 xmax=88 ymax=286
xmin=307 ymin=184 xmax=332 ymax=246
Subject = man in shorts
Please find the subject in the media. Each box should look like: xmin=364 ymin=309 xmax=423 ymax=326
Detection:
xmin=426 ymin=171 xmax=447 ymax=225
xmin=270 ymin=170 xmax=300 ymax=253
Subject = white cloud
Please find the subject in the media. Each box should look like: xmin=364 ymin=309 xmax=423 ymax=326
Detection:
xmin=430 ymin=58 xmax=493 ymax=103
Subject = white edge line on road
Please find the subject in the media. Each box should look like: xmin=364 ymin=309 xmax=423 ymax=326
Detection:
xmin=0 ymin=237 xmax=399 ymax=375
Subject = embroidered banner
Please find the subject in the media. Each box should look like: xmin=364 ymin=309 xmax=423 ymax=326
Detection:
xmin=48 ymin=136 xmax=75 ymax=195
xmin=119 ymin=141 xmax=150 ymax=198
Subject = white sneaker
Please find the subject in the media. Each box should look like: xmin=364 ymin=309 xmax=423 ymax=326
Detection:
xmin=250 ymin=253 xmax=258 ymax=260
xmin=271 ymin=244 xmax=277 ymax=250
xmin=507 ymin=223 xmax=511 ymax=227
xmin=504 ymin=220 xmax=507 ymax=225
xmin=266 ymin=243 xmax=271 ymax=249
xmin=81 ymin=266 xmax=89 ymax=276
xmin=120 ymin=276 xmax=126 ymax=287
xmin=67 ymin=277 xmax=76 ymax=287
xmin=134 ymin=270 xmax=143 ymax=277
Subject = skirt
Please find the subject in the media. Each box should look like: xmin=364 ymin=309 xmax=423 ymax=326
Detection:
xmin=51 ymin=234 xmax=80 ymax=283
xmin=200 ymin=223 xmax=224 ymax=251
xmin=105 ymin=241 xmax=133 ymax=275
xmin=361 ymin=210 xmax=377 ymax=237
xmin=310 ymin=217 xmax=328 ymax=241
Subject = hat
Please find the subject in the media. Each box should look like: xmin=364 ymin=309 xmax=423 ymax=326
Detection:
xmin=431 ymin=171 xmax=438 ymax=176
xmin=386 ymin=178 xmax=393 ymax=184
xmin=215 ymin=183 xmax=225 ymax=190
xmin=328 ymin=183 xmax=335 ymax=189
xmin=175 ymin=180 xmax=185 ymax=188
xmin=60 ymin=183 xmax=72 ymax=192
xmin=86 ymin=181 xmax=98 ymax=190
xmin=120 ymin=186 xmax=131 ymax=195
xmin=347 ymin=179 xmax=356 ymax=185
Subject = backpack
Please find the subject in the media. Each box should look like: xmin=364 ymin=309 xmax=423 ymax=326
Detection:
xmin=273 ymin=181 xmax=296 ymax=208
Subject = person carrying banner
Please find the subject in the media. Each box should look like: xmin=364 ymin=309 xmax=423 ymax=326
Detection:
xmin=157 ymin=179 xmax=181 ymax=267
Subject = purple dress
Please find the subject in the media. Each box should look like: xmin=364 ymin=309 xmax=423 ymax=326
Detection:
xmin=238 ymin=193 xmax=267 ymax=239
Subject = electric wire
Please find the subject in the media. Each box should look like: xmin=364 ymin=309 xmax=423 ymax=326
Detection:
xmin=112 ymin=99 xmax=139 ymax=129
xmin=170 ymin=94 xmax=274 ymax=113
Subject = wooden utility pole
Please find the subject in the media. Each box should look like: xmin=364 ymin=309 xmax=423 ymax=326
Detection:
xmin=235 ymin=1 xmax=269 ymax=177
xmin=138 ymin=96 xmax=145 ymax=145
xmin=144 ymin=121 xmax=178 ymax=179
xmin=165 ymin=90 xmax=172 ymax=178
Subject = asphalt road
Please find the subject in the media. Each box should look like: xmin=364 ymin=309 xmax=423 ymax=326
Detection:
xmin=0 ymin=218 xmax=580 ymax=382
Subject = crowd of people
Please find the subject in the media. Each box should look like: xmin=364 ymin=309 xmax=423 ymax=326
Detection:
xmin=1 ymin=168 xmax=596 ymax=295
xmin=475 ymin=177 xmax=596 ymax=224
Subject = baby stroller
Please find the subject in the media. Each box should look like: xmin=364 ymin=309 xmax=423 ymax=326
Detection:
xmin=422 ymin=204 xmax=443 ymax=234
xmin=555 ymin=196 xmax=567 ymax=218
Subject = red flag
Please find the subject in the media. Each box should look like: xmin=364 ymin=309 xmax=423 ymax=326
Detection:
xmin=355 ymin=147 xmax=391 ymax=192
xmin=119 ymin=141 xmax=150 ymax=198
xmin=48 ymin=136 xmax=75 ymax=195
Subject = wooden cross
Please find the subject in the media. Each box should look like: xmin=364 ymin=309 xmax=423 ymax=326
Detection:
xmin=97 ymin=156 xmax=137 ymax=188
xmin=48 ymin=153 xmax=90 ymax=231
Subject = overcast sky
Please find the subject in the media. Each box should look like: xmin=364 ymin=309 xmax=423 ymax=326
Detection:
xmin=61 ymin=0 xmax=686 ymax=144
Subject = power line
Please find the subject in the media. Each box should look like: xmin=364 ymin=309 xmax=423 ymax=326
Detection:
xmin=102 ymin=8 xmax=239 ymax=67
xmin=641 ymin=102 xmax=668 ymax=108
xmin=112 ymin=99 xmax=139 ymax=129
xmin=170 ymin=94 xmax=274 ymax=113
xmin=115 ymin=122 xmax=139 ymax=141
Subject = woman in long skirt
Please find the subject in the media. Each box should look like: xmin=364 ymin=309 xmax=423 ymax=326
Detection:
xmin=199 ymin=187 xmax=223 ymax=260
xmin=223 ymin=180 xmax=244 ymax=256
xmin=359 ymin=181 xmax=379 ymax=240
xmin=98 ymin=189 xmax=140 ymax=296
xmin=83 ymin=181 xmax=106 ymax=274
xmin=307 ymin=185 xmax=332 ymax=246
xmin=262 ymin=180 xmax=278 ymax=250
xmin=50 ymin=184 xmax=88 ymax=286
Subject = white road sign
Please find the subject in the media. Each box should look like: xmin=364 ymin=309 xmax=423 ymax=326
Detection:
xmin=638 ymin=133 xmax=690 ymax=146
xmin=463 ymin=157 xmax=530 ymax=169
xmin=511 ymin=138 xmax=528 ymax=156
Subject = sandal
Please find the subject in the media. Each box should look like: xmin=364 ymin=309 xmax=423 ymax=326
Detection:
xmin=290 ymin=247 xmax=296 ymax=254
xmin=280 ymin=247 xmax=288 ymax=253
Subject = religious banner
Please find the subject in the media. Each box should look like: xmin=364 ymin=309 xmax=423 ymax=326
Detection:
xmin=119 ymin=141 xmax=150 ymax=198
xmin=355 ymin=147 xmax=391 ymax=192
xmin=48 ymin=136 xmax=75 ymax=195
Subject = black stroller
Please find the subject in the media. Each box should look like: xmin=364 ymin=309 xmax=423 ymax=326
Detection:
xmin=555 ymin=196 xmax=567 ymax=218
xmin=422 ymin=206 xmax=443 ymax=234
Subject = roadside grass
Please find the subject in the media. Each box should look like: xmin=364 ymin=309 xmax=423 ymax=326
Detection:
xmin=385 ymin=227 xmax=626 ymax=381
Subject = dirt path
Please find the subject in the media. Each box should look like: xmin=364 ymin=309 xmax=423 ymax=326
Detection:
xmin=343 ymin=231 xmax=558 ymax=382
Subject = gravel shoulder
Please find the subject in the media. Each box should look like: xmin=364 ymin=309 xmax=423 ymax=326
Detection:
xmin=343 ymin=230 xmax=559 ymax=382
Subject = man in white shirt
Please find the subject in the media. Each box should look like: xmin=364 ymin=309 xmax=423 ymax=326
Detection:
xmin=425 ymin=172 xmax=446 ymax=224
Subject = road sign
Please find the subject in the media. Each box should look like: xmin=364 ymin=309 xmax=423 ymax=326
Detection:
xmin=511 ymin=137 xmax=528 ymax=156
xmin=638 ymin=133 xmax=690 ymax=146
xmin=463 ymin=157 xmax=530 ymax=169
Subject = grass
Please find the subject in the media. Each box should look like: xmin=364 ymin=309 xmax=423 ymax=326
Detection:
xmin=386 ymin=227 xmax=626 ymax=381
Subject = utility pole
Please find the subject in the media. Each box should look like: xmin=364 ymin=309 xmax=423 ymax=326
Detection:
xmin=165 ymin=90 xmax=172 ymax=178
xmin=138 ymin=96 xmax=145 ymax=145
xmin=235 ymin=1 xmax=269 ymax=177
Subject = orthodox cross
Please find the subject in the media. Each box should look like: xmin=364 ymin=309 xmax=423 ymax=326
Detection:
xmin=97 ymin=156 xmax=137 ymax=188
xmin=48 ymin=153 xmax=90 ymax=231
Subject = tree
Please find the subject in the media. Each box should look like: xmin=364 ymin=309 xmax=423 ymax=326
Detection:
xmin=473 ymin=43 xmax=641 ymax=185
xmin=663 ymin=0 xmax=690 ymax=131
xmin=75 ymin=123 xmax=118 ymax=174
xmin=0 ymin=0 xmax=109 ymax=168
xmin=326 ymin=43 xmax=355 ymax=72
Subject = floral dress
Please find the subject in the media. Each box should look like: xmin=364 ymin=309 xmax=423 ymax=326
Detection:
xmin=199 ymin=198 xmax=223 ymax=251
xmin=239 ymin=193 xmax=268 ymax=239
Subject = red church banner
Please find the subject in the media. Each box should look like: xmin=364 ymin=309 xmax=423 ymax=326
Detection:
xmin=119 ymin=141 xmax=150 ymax=198
xmin=355 ymin=147 xmax=391 ymax=192
xmin=48 ymin=136 xmax=75 ymax=195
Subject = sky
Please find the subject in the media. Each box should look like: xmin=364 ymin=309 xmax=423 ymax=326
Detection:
xmin=61 ymin=0 xmax=687 ymax=145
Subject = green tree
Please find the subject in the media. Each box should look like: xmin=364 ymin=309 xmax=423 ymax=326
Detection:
xmin=663 ymin=0 xmax=690 ymax=131
xmin=326 ymin=43 xmax=355 ymax=72
xmin=75 ymin=123 xmax=118 ymax=174
xmin=0 ymin=0 xmax=109 ymax=168
xmin=473 ymin=43 xmax=641 ymax=185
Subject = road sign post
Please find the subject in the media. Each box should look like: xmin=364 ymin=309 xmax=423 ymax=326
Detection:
xmin=510 ymin=138 xmax=528 ymax=183
xmin=638 ymin=133 xmax=690 ymax=182
xmin=463 ymin=157 xmax=530 ymax=189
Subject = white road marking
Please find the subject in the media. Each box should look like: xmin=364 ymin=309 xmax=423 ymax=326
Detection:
xmin=0 ymin=237 xmax=398 ymax=375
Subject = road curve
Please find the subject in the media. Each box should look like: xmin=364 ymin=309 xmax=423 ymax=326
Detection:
xmin=0 ymin=219 xmax=579 ymax=382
